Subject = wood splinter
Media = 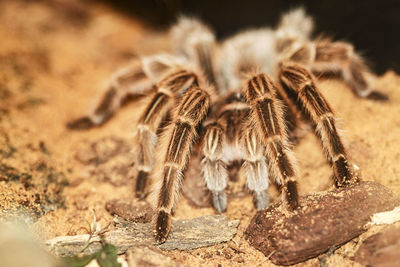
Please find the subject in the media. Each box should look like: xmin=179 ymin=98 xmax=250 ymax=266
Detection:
xmin=46 ymin=215 xmax=239 ymax=257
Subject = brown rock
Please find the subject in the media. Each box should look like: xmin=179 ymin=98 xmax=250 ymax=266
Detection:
xmin=245 ymin=181 xmax=400 ymax=266
xmin=105 ymin=199 xmax=153 ymax=223
xmin=353 ymin=224 xmax=400 ymax=267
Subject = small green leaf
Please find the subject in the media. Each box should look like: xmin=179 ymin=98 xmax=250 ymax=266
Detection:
xmin=61 ymin=241 xmax=120 ymax=267
xmin=96 ymin=244 xmax=121 ymax=267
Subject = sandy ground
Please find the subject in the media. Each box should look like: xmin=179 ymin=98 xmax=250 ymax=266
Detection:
xmin=0 ymin=0 xmax=399 ymax=266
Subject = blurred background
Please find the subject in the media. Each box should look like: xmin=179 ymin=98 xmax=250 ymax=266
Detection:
xmin=100 ymin=0 xmax=400 ymax=75
xmin=1 ymin=2 xmax=400 ymax=266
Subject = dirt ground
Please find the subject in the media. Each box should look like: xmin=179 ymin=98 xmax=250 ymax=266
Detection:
xmin=1 ymin=0 xmax=399 ymax=266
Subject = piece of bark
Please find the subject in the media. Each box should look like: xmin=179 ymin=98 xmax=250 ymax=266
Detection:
xmin=126 ymin=246 xmax=184 ymax=267
xmin=353 ymin=224 xmax=400 ymax=267
xmin=105 ymin=199 xmax=153 ymax=223
xmin=245 ymin=181 xmax=400 ymax=266
xmin=46 ymin=215 xmax=239 ymax=257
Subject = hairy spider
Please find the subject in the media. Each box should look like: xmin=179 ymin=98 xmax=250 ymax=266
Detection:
xmin=68 ymin=8 xmax=388 ymax=242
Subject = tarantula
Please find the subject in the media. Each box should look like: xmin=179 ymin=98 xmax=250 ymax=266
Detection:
xmin=68 ymin=8 xmax=387 ymax=242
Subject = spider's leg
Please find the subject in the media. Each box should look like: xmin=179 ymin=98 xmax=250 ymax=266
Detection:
xmin=202 ymin=94 xmax=256 ymax=212
xmin=278 ymin=63 xmax=358 ymax=187
xmin=134 ymin=69 xmax=198 ymax=199
xmin=154 ymin=84 xmax=210 ymax=242
xmin=67 ymin=60 xmax=154 ymax=130
xmin=314 ymin=40 xmax=388 ymax=100
xmin=67 ymin=54 xmax=184 ymax=130
xmin=244 ymin=73 xmax=299 ymax=210
xmin=289 ymin=39 xmax=388 ymax=100
xmin=201 ymin=121 xmax=228 ymax=212
xmin=171 ymin=17 xmax=218 ymax=87
xmin=240 ymin=127 xmax=270 ymax=210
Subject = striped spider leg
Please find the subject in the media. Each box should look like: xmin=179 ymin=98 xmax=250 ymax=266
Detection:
xmin=240 ymin=126 xmax=271 ymax=210
xmin=244 ymin=73 xmax=300 ymax=210
xmin=134 ymin=68 xmax=198 ymax=199
xmin=201 ymin=64 xmax=300 ymax=212
xmin=153 ymin=83 xmax=210 ymax=242
xmin=312 ymin=39 xmax=388 ymax=101
xmin=202 ymin=91 xmax=276 ymax=213
xmin=170 ymin=16 xmax=218 ymax=87
xmin=67 ymin=54 xmax=185 ymax=130
xmin=150 ymin=19 xmax=219 ymax=236
xmin=202 ymin=92 xmax=266 ymax=213
xmin=276 ymin=9 xmax=388 ymax=101
xmin=278 ymin=63 xmax=359 ymax=187
xmin=201 ymin=119 xmax=229 ymax=213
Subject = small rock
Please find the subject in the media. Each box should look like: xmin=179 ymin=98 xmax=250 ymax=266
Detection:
xmin=353 ymin=224 xmax=400 ymax=267
xmin=73 ymin=199 xmax=89 ymax=211
xmin=69 ymin=177 xmax=83 ymax=187
xmin=105 ymin=199 xmax=153 ymax=223
xmin=126 ymin=246 xmax=183 ymax=267
xmin=245 ymin=181 xmax=400 ymax=266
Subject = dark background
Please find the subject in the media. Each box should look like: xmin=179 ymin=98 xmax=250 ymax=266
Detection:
xmin=101 ymin=0 xmax=400 ymax=75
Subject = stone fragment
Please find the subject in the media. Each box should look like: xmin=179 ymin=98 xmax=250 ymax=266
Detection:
xmin=105 ymin=199 xmax=153 ymax=223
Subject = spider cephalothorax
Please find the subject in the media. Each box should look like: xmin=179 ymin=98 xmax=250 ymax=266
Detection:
xmin=68 ymin=8 xmax=387 ymax=242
